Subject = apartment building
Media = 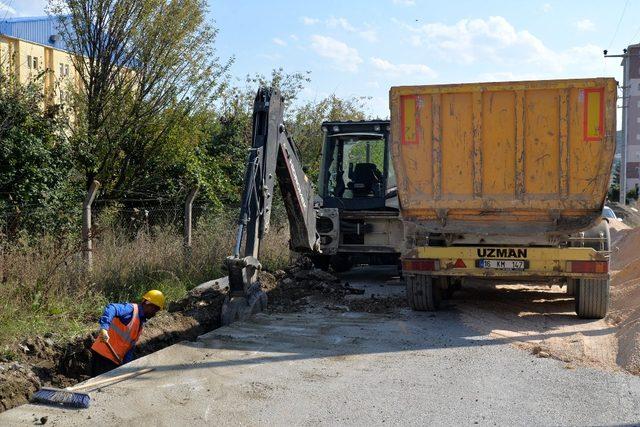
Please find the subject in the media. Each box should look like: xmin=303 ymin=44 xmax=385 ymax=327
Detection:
xmin=0 ymin=16 xmax=75 ymax=105
xmin=624 ymin=43 xmax=640 ymax=192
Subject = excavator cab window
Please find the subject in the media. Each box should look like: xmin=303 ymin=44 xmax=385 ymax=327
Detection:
xmin=328 ymin=135 xmax=386 ymax=199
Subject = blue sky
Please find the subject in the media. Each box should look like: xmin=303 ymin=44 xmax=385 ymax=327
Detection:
xmin=3 ymin=0 xmax=640 ymax=120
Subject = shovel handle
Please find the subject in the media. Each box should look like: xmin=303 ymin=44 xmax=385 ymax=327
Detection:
xmin=104 ymin=339 xmax=123 ymax=365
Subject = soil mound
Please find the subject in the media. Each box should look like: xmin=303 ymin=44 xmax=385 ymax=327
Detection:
xmin=611 ymin=226 xmax=640 ymax=270
xmin=608 ymin=225 xmax=640 ymax=374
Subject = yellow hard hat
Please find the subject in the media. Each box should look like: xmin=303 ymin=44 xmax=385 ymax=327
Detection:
xmin=142 ymin=290 xmax=165 ymax=310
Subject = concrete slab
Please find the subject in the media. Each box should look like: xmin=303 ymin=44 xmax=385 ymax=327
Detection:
xmin=3 ymin=303 xmax=640 ymax=426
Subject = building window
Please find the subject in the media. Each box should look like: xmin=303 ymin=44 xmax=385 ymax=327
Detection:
xmin=64 ymin=65 xmax=69 ymax=76
xmin=59 ymin=63 xmax=64 ymax=76
xmin=27 ymin=55 xmax=32 ymax=69
xmin=60 ymin=90 xmax=64 ymax=103
xmin=32 ymin=57 xmax=38 ymax=69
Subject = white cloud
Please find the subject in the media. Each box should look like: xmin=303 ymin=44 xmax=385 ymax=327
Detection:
xmin=0 ymin=1 xmax=17 ymax=16
xmin=323 ymin=17 xmax=378 ymax=43
xmin=301 ymin=16 xmax=320 ymax=25
xmin=310 ymin=35 xmax=363 ymax=73
xmin=326 ymin=16 xmax=356 ymax=32
xmin=393 ymin=0 xmax=416 ymax=5
xmin=370 ymin=57 xmax=437 ymax=78
xmin=575 ymin=18 xmax=595 ymax=31
xmin=290 ymin=34 xmax=299 ymax=41
xmin=397 ymin=16 xmax=602 ymax=76
xmin=359 ymin=29 xmax=378 ymax=43
xmin=272 ymin=37 xmax=287 ymax=46
xmin=542 ymin=3 xmax=552 ymax=13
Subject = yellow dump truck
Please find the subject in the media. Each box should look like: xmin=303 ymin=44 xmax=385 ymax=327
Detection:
xmin=390 ymin=78 xmax=616 ymax=319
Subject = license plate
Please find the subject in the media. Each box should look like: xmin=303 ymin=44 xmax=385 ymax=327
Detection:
xmin=477 ymin=260 xmax=527 ymax=270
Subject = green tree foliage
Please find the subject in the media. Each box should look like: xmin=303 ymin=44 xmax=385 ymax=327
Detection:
xmin=50 ymin=0 xmax=231 ymax=198
xmin=608 ymin=160 xmax=620 ymax=202
xmin=208 ymin=69 xmax=370 ymax=197
xmin=289 ymin=94 xmax=369 ymax=182
xmin=0 ymin=72 xmax=81 ymax=238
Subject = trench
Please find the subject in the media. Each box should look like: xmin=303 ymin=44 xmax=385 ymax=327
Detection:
xmin=0 ymin=260 xmax=357 ymax=413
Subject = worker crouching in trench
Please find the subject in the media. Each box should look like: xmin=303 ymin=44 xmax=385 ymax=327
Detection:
xmin=89 ymin=290 xmax=165 ymax=376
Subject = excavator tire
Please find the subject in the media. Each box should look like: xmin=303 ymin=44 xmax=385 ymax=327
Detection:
xmin=406 ymin=274 xmax=441 ymax=311
xmin=575 ymin=278 xmax=609 ymax=319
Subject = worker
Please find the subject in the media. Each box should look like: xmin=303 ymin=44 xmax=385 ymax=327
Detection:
xmin=90 ymin=290 xmax=165 ymax=376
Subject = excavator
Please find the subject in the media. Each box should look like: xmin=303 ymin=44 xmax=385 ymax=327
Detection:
xmin=221 ymin=87 xmax=402 ymax=324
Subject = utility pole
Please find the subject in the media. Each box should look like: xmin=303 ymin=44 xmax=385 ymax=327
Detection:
xmin=604 ymin=49 xmax=629 ymax=204
xmin=183 ymin=187 xmax=199 ymax=262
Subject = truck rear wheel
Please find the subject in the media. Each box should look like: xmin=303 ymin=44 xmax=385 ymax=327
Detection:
xmin=575 ymin=278 xmax=609 ymax=319
xmin=406 ymin=275 xmax=441 ymax=311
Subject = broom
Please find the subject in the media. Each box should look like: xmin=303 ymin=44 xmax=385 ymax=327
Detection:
xmin=31 ymin=367 xmax=154 ymax=409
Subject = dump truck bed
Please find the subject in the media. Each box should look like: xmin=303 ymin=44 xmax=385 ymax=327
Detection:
xmin=389 ymin=78 xmax=617 ymax=235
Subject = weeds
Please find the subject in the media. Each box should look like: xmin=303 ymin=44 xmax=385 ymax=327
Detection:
xmin=0 ymin=212 xmax=290 ymax=348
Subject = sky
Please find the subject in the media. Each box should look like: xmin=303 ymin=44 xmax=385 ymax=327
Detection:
xmin=3 ymin=0 xmax=640 ymax=121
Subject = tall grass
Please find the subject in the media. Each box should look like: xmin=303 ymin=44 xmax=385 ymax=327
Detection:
xmin=0 ymin=212 xmax=290 ymax=347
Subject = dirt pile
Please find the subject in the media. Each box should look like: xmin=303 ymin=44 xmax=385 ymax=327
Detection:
xmin=609 ymin=202 xmax=640 ymax=228
xmin=607 ymin=226 xmax=640 ymax=374
xmin=610 ymin=226 xmax=640 ymax=270
xmin=263 ymin=258 xmax=364 ymax=313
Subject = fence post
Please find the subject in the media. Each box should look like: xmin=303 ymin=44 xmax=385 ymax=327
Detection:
xmin=82 ymin=180 xmax=100 ymax=273
xmin=184 ymin=187 xmax=199 ymax=261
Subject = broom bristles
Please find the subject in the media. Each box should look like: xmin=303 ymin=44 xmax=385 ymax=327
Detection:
xmin=31 ymin=388 xmax=91 ymax=409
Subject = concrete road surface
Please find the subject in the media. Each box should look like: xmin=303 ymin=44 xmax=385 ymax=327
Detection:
xmin=3 ymin=268 xmax=640 ymax=426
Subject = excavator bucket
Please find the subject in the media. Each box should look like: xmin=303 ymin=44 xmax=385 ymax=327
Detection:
xmin=221 ymin=256 xmax=267 ymax=326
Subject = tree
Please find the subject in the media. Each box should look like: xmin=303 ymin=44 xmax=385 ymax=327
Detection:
xmin=0 ymin=72 xmax=80 ymax=238
xmin=49 ymin=0 xmax=231 ymax=197
xmin=288 ymin=94 xmax=369 ymax=182
xmin=608 ymin=160 xmax=620 ymax=202
xmin=211 ymin=69 xmax=369 ymax=195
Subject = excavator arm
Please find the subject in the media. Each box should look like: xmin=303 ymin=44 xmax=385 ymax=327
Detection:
xmin=222 ymin=87 xmax=320 ymax=324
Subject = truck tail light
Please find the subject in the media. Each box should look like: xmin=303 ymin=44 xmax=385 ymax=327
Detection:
xmin=569 ymin=261 xmax=608 ymax=273
xmin=402 ymin=259 xmax=439 ymax=271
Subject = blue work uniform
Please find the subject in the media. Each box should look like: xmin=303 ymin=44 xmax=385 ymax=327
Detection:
xmin=98 ymin=303 xmax=146 ymax=363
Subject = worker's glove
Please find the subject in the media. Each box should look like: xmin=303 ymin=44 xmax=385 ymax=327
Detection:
xmin=99 ymin=328 xmax=110 ymax=342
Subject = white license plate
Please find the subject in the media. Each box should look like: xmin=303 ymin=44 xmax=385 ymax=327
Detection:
xmin=478 ymin=260 xmax=527 ymax=270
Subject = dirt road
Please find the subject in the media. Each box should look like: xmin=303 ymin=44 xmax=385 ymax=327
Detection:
xmin=2 ymin=267 xmax=640 ymax=426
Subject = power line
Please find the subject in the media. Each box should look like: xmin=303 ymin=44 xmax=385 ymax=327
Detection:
xmin=630 ymin=23 xmax=640 ymax=45
xmin=608 ymin=0 xmax=630 ymax=50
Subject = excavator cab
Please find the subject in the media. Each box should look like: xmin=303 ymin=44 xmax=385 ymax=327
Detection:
xmin=314 ymin=121 xmax=402 ymax=272
xmin=319 ymin=121 xmax=395 ymax=210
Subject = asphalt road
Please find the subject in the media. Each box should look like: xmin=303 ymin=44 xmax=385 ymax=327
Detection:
xmin=2 ymin=268 xmax=640 ymax=426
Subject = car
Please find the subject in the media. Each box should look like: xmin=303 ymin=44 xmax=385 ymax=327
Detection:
xmin=603 ymin=206 xmax=622 ymax=221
